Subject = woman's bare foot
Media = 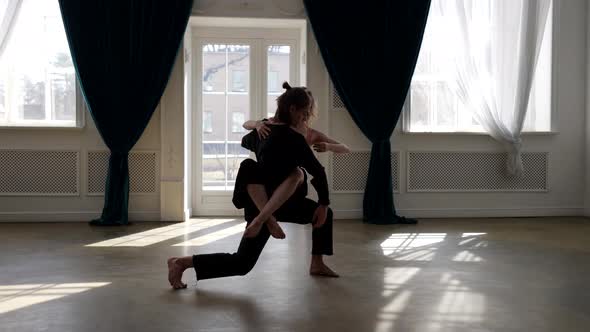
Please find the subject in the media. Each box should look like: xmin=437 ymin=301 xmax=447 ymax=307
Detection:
xmin=266 ymin=219 xmax=286 ymax=239
xmin=167 ymin=257 xmax=188 ymax=290
xmin=243 ymin=218 xmax=265 ymax=238
xmin=244 ymin=216 xmax=285 ymax=239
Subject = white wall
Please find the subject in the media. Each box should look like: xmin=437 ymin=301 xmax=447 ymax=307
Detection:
xmin=0 ymin=106 xmax=162 ymax=221
xmin=333 ymin=0 xmax=587 ymax=218
xmin=165 ymin=0 xmax=587 ymax=220
xmin=585 ymin=0 xmax=590 ymax=216
xmin=0 ymin=0 xmax=587 ymax=221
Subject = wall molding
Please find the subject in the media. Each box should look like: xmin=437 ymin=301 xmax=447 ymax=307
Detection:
xmin=2 ymin=207 xmax=582 ymax=222
xmin=333 ymin=207 xmax=584 ymax=220
xmin=0 ymin=211 xmax=160 ymax=222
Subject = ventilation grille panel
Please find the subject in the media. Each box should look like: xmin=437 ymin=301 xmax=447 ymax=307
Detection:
xmin=0 ymin=150 xmax=79 ymax=195
xmin=330 ymin=83 xmax=345 ymax=109
xmin=407 ymin=151 xmax=548 ymax=192
xmin=332 ymin=151 xmax=399 ymax=192
xmin=87 ymin=151 xmax=157 ymax=195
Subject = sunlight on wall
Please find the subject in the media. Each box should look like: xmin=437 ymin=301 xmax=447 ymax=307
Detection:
xmin=0 ymin=282 xmax=110 ymax=314
xmin=86 ymin=218 xmax=236 ymax=247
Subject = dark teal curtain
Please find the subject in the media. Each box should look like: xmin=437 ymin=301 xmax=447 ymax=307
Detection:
xmin=58 ymin=0 xmax=193 ymax=225
xmin=304 ymin=1 xmax=431 ymax=224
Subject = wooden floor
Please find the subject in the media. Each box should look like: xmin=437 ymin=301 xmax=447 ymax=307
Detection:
xmin=1 ymin=217 xmax=589 ymax=332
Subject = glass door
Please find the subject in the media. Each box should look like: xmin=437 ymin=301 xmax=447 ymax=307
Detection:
xmin=191 ymin=27 xmax=301 ymax=216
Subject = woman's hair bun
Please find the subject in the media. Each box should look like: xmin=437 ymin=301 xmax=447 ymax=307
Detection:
xmin=282 ymin=81 xmax=292 ymax=90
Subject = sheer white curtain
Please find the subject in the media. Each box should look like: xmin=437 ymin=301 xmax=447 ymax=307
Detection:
xmin=440 ymin=0 xmax=551 ymax=176
xmin=0 ymin=0 xmax=22 ymax=54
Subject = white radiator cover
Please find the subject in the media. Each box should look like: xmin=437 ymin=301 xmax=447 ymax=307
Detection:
xmin=87 ymin=151 xmax=158 ymax=195
xmin=407 ymin=151 xmax=548 ymax=192
xmin=0 ymin=150 xmax=79 ymax=196
xmin=331 ymin=151 xmax=548 ymax=193
xmin=331 ymin=151 xmax=400 ymax=193
xmin=330 ymin=81 xmax=346 ymax=110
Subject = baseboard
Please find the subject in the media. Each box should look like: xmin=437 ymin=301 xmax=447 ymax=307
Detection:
xmin=190 ymin=208 xmax=243 ymax=218
xmin=0 ymin=211 xmax=161 ymax=222
xmin=334 ymin=207 xmax=585 ymax=220
xmin=184 ymin=208 xmax=193 ymax=222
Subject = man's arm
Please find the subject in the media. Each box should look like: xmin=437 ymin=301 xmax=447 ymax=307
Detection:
xmin=241 ymin=130 xmax=260 ymax=152
xmin=297 ymin=138 xmax=331 ymax=228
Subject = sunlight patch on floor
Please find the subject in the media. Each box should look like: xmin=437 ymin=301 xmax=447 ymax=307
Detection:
xmin=0 ymin=282 xmax=110 ymax=314
xmin=86 ymin=218 xmax=237 ymax=247
xmin=173 ymin=222 xmax=246 ymax=246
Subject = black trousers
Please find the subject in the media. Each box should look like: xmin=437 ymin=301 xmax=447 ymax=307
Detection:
xmin=193 ymin=197 xmax=333 ymax=281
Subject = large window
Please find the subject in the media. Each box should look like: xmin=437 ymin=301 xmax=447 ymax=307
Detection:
xmin=189 ymin=18 xmax=304 ymax=215
xmin=231 ymin=70 xmax=247 ymax=92
xmin=231 ymin=111 xmax=245 ymax=133
xmin=0 ymin=0 xmax=79 ymax=127
xmin=267 ymin=71 xmax=279 ymax=92
xmin=201 ymin=43 xmax=251 ymax=190
xmin=203 ymin=110 xmax=213 ymax=133
xmin=405 ymin=1 xmax=552 ymax=133
xmin=267 ymin=45 xmax=290 ymax=118
xmin=198 ymin=39 xmax=296 ymax=192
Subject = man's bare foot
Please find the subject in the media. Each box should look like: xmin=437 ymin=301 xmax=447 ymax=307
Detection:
xmin=167 ymin=257 xmax=187 ymax=290
xmin=266 ymin=219 xmax=285 ymax=239
xmin=310 ymin=262 xmax=339 ymax=278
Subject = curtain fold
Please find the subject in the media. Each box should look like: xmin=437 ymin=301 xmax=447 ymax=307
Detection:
xmin=58 ymin=0 xmax=193 ymax=225
xmin=441 ymin=0 xmax=551 ymax=176
xmin=304 ymin=0 xmax=431 ymax=224
xmin=0 ymin=0 xmax=22 ymax=54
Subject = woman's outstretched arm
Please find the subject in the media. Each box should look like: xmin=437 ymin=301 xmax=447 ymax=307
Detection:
xmin=309 ymin=129 xmax=351 ymax=154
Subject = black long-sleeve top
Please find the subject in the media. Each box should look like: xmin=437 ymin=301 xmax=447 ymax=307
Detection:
xmin=241 ymin=124 xmax=330 ymax=206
